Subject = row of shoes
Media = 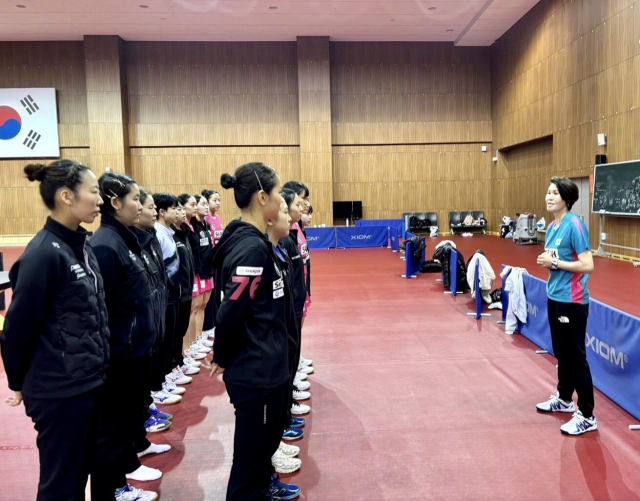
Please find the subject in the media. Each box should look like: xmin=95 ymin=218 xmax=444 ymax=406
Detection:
xmin=269 ymin=356 xmax=314 ymax=500
xmin=114 ymin=330 xmax=216 ymax=501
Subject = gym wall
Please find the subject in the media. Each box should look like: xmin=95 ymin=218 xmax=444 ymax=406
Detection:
xmin=491 ymin=0 xmax=640 ymax=256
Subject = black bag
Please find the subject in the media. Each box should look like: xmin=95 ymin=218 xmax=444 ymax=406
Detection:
xmin=490 ymin=288 xmax=502 ymax=303
xmin=421 ymin=260 xmax=442 ymax=273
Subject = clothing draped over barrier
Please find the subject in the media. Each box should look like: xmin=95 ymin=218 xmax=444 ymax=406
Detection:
xmin=500 ymin=266 xmax=640 ymax=420
xmin=468 ymin=259 xmax=490 ymax=319
xmin=355 ymin=219 xmax=404 ymax=237
xmin=336 ymin=226 xmax=388 ymax=249
xmin=304 ymin=227 xmax=336 ymax=250
xmin=402 ymin=236 xmax=426 ymax=279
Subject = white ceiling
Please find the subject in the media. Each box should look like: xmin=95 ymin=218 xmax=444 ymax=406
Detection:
xmin=0 ymin=0 xmax=540 ymax=46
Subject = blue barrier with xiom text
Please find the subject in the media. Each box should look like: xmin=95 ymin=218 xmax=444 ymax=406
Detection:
xmin=336 ymin=226 xmax=388 ymax=249
xmin=304 ymin=227 xmax=336 ymax=250
xmin=508 ymin=271 xmax=640 ymax=420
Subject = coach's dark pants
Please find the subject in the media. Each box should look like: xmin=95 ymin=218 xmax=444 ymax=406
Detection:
xmin=548 ymin=299 xmax=594 ymax=417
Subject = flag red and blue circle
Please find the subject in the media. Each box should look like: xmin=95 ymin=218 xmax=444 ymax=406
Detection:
xmin=0 ymin=106 xmax=22 ymax=140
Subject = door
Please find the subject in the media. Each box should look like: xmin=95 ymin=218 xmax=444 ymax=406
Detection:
xmin=570 ymin=177 xmax=590 ymax=230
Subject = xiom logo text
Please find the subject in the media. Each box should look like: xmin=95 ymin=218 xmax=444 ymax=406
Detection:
xmin=586 ymin=333 xmax=627 ymax=369
xmin=307 ymin=236 xmax=319 ymax=242
xmin=526 ymin=301 xmax=538 ymax=317
xmin=351 ymin=235 xmax=372 ymax=240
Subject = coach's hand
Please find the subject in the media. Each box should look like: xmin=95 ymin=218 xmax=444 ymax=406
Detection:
xmin=537 ymin=252 xmax=553 ymax=269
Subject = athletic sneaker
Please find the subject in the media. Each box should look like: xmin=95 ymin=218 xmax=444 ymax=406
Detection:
xmin=163 ymin=380 xmax=186 ymax=395
xmin=271 ymin=449 xmax=302 ymax=474
xmin=144 ymin=415 xmax=171 ymax=433
xmin=278 ymin=441 xmax=300 ymax=458
xmin=560 ymin=411 xmax=598 ymax=435
xmin=115 ymin=484 xmax=158 ymax=501
xmin=291 ymin=401 xmax=310 ymax=415
xmin=294 ymin=372 xmax=307 ymax=382
xmin=191 ymin=340 xmax=210 ymax=354
xmin=149 ymin=403 xmax=172 ymax=421
xmin=292 ymin=389 xmax=311 ymax=401
xmin=297 ymin=364 xmax=314 ymax=375
xmin=126 ymin=465 xmax=162 ymax=481
xmin=282 ymin=426 xmax=304 ymax=441
xmin=291 ymin=416 xmax=306 ymax=428
xmin=300 ymin=356 xmax=313 ymax=367
xmin=151 ymin=389 xmax=182 ymax=405
xmin=536 ymin=393 xmax=575 ymax=413
xmin=206 ymin=327 xmax=216 ymax=339
xmin=294 ymin=380 xmax=310 ymax=391
xmin=137 ymin=442 xmax=171 ymax=458
xmin=198 ymin=335 xmax=213 ymax=348
xmin=185 ymin=348 xmax=207 ymax=361
xmin=166 ymin=370 xmax=192 ymax=386
xmin=184 ymin=356 xmax=202 ymax=367
xmin=180 ymin=363 xmax=200 ymax=375
xmin=269 ymin=474 xmax=301 ymax=500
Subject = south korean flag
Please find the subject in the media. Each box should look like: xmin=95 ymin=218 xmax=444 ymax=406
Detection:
xmin=0 ymin=88 xmax=60 ymax=159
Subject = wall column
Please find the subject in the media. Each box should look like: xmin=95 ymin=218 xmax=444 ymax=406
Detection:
xmin=296 ymin=36 xmax=333 ymax=227
xmin=84 ymin=35 xmax=131 ymax=177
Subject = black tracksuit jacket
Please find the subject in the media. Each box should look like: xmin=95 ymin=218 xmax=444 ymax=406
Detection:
xmin=211 ymin=220 xmax=289 ymax=389
xmin=90 ymin=214 xmax=159 ymax=360
xmin=279 ymin=230 xmax=306 ymax=318
xmin=172 ymin=222 xmax=196 ymax=302
xmin=0 ymin=217 xmax=109 ymax=398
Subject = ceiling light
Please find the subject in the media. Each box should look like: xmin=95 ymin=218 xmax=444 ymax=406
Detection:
xmin=446 ymin=29 xmax=453 ymax=32
xmin=269 ymin=5 xmax=278 ymax=9
xmin=16 ymin=4 xmax=26 ymax=7
xmin=428 ymin=6 xmax=437 ymax=10
xmin=160 ymin=17 xmax=166 ymax=20
xmin=139 ymin=4 xmax=149 ymax=8
xmin=390 ymin=18 xmax=396 ymax=21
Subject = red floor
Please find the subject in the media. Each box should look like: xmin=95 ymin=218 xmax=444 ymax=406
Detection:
xmin=0 ymin=240 xmax=638 ymax=500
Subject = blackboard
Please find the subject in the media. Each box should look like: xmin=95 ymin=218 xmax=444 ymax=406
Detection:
xmin=591 ymin=160 xmax=640 ymax=216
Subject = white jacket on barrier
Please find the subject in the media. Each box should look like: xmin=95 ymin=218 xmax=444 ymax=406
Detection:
xmin=467 ymin=253 xmax=496 ymax=304
xmin=501 ymin=266 xmax=529 ymax=334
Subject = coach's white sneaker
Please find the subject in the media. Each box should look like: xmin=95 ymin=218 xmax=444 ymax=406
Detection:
xmin=536 ymin=393 xmax=575 ymax=413
xmin=560 ymin=411 xmax=597 ymax=435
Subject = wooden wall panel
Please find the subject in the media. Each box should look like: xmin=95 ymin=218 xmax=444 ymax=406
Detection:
xmin=0 ymin=42 xmax=89 ymax=236
xmin=297 ymin=37 xmax=333 ymax=227
xmin=0 ymin=41 xmax=88 ymax=147
xmin=333 ymin=143 xmax=493 ymax=229
xmin=125 ymin=42 xmax=299 ymax=147
xmin=330 ymin=42 xmax=492 ymax=145
xmin=0 ymin=148 xmax=91 ymax=235
xmin=84 ymin=36 xmax=131 ymax=177
xmin=131 ymin=147 xmax=300 ymax=225
xmin=492 ymin=0 xmax=640 ymax=257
